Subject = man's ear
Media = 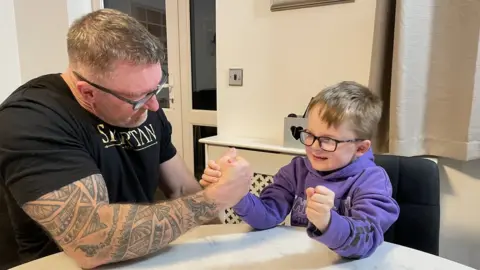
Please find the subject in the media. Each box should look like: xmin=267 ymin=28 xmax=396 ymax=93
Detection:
xmin=355 ymin=140 xmax=371 ymax=157
xmin=76 ymin=81 xmax=95 ymax=102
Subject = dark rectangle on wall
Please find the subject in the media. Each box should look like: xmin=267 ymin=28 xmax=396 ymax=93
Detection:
xmin=190 ymin=0 xmax=217 ymax=111
xmin=271 ymin=0 xmax=354 ymax=12
xmin=193 ymin=125 xmax=218 ymax=180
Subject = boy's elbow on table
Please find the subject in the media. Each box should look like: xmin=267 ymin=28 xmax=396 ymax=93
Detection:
xmin=308 ymin=205 xmax=399 ymax=259
xmin=333 ymin=228 xmax=384 ymax=259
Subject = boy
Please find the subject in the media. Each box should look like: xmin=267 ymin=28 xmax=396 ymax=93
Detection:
xmin=200 ymin=81 xmax=400 ymax=259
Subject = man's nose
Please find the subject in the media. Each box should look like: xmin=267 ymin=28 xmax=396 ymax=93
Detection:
xmin=143 ymin=96 xmax=160 ymax=112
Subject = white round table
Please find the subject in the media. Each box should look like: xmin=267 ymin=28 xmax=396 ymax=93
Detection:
xmin=11 ymin=224 xmax=474 ymax=270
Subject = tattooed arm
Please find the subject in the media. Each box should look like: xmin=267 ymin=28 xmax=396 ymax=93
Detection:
xmin=22 ymin=174 xmax=220 ymax=269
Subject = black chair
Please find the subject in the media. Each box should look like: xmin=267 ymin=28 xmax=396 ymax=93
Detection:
xmin=375 ymin=154 xmax=440 ymax=256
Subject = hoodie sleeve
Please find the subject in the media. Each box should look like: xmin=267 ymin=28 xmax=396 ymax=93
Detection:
xmin=232 ymin=163 xmax=297 ymax=230
xmin=306 ymin=167 xmax=400 ymax=259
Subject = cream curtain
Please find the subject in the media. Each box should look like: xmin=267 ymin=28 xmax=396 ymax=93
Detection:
xmin=370 ymin=0 xmax=480 ymax=161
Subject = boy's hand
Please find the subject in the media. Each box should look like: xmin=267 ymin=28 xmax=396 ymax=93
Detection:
xmin=199 ymin=148 xmax=236 ymax=188
xmin=306 ymin=186 xmax=335 ymax=233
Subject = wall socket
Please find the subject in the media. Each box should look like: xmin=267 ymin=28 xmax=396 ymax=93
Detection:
xmin=229 ymin=68 xmax=243 ymax=86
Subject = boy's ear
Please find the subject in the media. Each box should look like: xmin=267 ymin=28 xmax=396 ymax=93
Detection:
xmin=355 ymin=140 xmax=371 ymax=157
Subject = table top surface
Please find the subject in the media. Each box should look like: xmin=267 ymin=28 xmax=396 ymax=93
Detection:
xmin=11 ymin=224 xmax=474 ymax=270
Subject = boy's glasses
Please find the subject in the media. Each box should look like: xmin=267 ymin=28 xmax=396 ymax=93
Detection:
xmin=72 ymin=70 xmax=169 ymax=110
xmin=299 ymin=130 xmax=364 ymax=152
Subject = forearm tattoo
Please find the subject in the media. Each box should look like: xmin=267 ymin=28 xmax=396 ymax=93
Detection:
xmin=23 ymin=174 xmax=218 ymax=265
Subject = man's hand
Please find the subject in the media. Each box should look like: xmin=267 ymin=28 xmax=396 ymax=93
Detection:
xmin=199 ymin=148 xmax=236 ymax=188
xmin=306 ymin=186 xmax=335 ymax=233
xmin=204 ymin=150 xmax=253 ymax=209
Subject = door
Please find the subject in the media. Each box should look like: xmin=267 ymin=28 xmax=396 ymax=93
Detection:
xmin=177 ymin=0 xmax=217 ymax=178
xmin=98 ymin=0 xmax=217 ymax=176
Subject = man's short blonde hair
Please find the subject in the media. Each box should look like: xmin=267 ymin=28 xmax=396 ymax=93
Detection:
xmin=306 ymin=81 xmax=382 ymax=139
xmin=67 ymin=8 xmax=165 ymax=77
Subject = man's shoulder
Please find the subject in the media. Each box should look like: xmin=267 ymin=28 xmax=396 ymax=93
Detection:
xmin=1 ymin=74 xmax=78 ymax=120
xmin=3 ymin=73 xmax=73 ymax=104
xmin=0 ymin=74 xmax=86 ymax=141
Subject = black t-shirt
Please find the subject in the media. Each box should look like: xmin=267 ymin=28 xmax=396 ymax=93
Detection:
xmin=0 ymin=74 xmax=177 ymax=264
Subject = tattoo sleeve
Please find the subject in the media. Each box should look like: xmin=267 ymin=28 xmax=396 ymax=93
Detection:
xmin=22 ymin=174 xmax=219 ymax=268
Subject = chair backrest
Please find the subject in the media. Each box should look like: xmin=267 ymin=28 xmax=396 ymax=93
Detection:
xmin=374 ymin=154 xmax=440 ymax=255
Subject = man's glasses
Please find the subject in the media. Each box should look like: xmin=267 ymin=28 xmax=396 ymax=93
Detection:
xmin=299 ymin=130 xmax=363 ymax=152
xmin=72 ymin=70 xmax=169 ymax=110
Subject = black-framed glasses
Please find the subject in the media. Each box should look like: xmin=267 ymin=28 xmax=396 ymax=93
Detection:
xmin=72 ymin=69 xmax=169 ymax=110
xmin=299 ymin=130 xmax=364 ymax=152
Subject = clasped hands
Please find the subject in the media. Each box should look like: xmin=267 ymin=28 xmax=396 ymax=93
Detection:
xmin=201 ymin=150 xmax=335 ymax=232
xmin=202 ymin=148 xmax=253 ymax=209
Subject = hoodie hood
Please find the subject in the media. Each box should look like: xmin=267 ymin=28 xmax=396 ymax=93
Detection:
xmin=304 ymin=148 xmax=376 ymax=181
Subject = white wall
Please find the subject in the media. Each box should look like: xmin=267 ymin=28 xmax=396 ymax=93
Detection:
xmin=67 ymin=0 xmax=94 ymax=25
xmin=1 ymin=0 xmax=92 ymax=99
xmin=217 ymin=0 xmax=480 ymax=269
xmin=13 ymin=0 xmax=70 ymax=83
xmin=216 ymin=0 xmax=377 ymax=143
xmin=438 ymin=158 xmax=480 ymax=268
xmin=0 ymin=0 xmax=21 ymax=102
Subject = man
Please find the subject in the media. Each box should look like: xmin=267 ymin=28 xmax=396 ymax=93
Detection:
xmin=0 ymin=9 xmax=252 ymax=269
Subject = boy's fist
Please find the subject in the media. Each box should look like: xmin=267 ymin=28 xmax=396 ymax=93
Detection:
xmin=305 ymin=185 xmax=335 ymax=232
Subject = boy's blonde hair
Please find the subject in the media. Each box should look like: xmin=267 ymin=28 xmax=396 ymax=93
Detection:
xmin=306 ymin=81 xmax=382 ymax=140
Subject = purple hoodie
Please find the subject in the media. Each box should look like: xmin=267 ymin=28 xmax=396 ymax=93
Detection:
xmin=233 ymin=149 xmax=400 ymax=259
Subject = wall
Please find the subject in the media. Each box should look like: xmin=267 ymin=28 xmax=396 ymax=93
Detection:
xmin=216 ymin=0 xmax=480 ymax=269
xmin=14 ymin=0 xmax=70 ymax=83
xmin=0 ymin=0 xmax=21 ymax=102
xmin=1 ymin=0 xmax=92 ymax=99
xmin=216 ymin=0 xmax=377 ymax=143
xmin=438 ymin=158 xmax=480 ymax=268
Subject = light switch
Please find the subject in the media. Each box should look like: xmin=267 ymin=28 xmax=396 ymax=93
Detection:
xmin=229 ymin=68 xmax=243 ymax=86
